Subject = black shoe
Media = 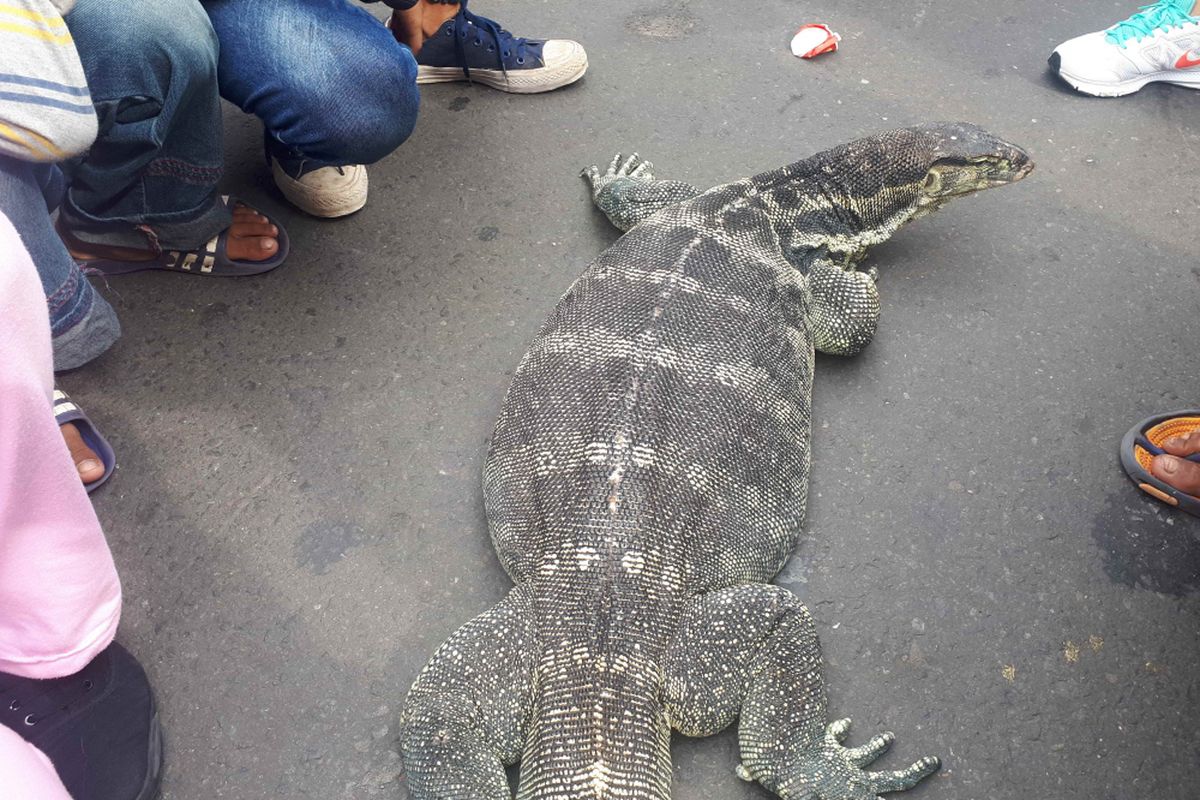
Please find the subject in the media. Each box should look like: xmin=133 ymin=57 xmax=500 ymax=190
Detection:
xmin=0 ymin=643 xmax=164 ymax=800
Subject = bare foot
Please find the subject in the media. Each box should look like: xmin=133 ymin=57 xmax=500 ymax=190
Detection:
xmin=61 ymin=421 xmax=106 ymax=485
xmin=226 ymin=205 xmax=280 ymax=261
xmin=388 ymin=0 xmax=461 ymax=54
xmin=1151 ymin=431 xmax=1200 ymax=497
xmin=62 ymin=203 xmax=279 ymax=264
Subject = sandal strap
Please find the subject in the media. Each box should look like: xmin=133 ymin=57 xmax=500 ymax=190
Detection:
xmin=1136 ymin=424 xmax=1200 ymax=462
xmin=136 ymin=194 xmax=231 ymax=272
xmin=52 ymin=389 xmax=78 ymax=417
xmin=163 ymin=234 xmax=220 ymax=273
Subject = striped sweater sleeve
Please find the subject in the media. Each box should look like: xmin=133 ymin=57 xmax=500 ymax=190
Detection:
xmin=0 ymin=0 xmax=96 ymax=162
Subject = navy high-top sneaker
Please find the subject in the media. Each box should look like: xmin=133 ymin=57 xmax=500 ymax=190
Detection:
xmin=413 ymin=0 xmax=587 ymax=93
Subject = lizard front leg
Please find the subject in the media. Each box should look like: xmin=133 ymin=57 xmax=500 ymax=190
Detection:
xmin=809 ymin=262 xmax=880 ymax=357
xmin=662 ymin=584 xmax=939 ymax=799
xmin=400 ymin=586 xmax=538 ymax=799
xmin=582 ymin=152 xmax=701 ymax=231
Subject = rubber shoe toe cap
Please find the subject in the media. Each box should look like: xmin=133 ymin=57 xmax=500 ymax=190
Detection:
xmin=1052 ymin=31 xmax=1132 ymax=83
xmin=272 ymin=160 xmax=368 ymax=219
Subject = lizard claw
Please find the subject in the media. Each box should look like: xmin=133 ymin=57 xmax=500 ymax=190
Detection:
xmin=823 ymin=719 xmax=898 ymax=768
xmin=596 ymin=152 xmax=656 ymax=181
xmin=584 ymin=152 xmax=659 ymax=195
xmin=864 ymin=755 xmax=940 ymax=795
xmin=844 ymin=731 xmax=895 ymax=768
xmin=825 ymin=718 xmax=853 ymax=745
xmin=754 ymin=721 xmax=939 ymax=799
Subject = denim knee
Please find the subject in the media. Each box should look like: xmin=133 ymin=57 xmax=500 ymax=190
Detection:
xmin=328 ymin=51 xmax=420 ymax=165
xmin=278 ymin=46 xmax=419 ymax=166
xmin=207 ymin=0 xmax=419 ymax=166
xmin=257 ymin=17 xmax=419 ymax=165
xmin=69 ymin=0 xmax=218 ymax=111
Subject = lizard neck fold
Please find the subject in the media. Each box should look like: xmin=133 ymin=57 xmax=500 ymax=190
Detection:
xmin=751 ymin=158 xmax=924 ymax=269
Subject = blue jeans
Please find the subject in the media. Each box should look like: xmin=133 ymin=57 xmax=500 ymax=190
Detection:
xmin=0 ymin=158 xmax=120 ymax=370
xmin=206 ymin=0 xmax=421 ymax=175
xmin=60 ymin=0 xmax=227 ymax=252
xmin=33 ymin=0 xmax=419 ymax=365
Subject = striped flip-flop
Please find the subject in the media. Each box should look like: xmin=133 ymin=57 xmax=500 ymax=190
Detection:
xmin=1120 ymin=410 xmax=1200 ymax=517
xmin=53 ymin=389 xmax=115 ymax=494
xmin=67 ymin=196 xmax=288 ymax=277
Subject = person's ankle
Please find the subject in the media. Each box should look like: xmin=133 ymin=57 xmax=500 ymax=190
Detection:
xmin=56 ymin=220 xmax=155 ymax=263
xmin=389 ymin=6 xmax=424 ymax=52
xmin=389 ymin=0 xmax=461 ymax=52
xmin=420 ymin=0 xmax=460 ymax=40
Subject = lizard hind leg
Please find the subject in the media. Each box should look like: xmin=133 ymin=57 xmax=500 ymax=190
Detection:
xmin=662 ymin=584 xmax=939 ymax=800
xmin=581 ymin=152 xmax=700 ymax=231
xmin=400 ymin=586 xmax=539 ymax=799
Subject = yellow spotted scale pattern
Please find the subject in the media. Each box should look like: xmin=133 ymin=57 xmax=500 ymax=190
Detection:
xmin=400 ymin=123 xmax=1032 ymax=800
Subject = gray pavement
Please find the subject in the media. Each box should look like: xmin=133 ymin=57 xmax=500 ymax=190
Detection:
xmin=73 ymin=1 xmax=1198 ymax=797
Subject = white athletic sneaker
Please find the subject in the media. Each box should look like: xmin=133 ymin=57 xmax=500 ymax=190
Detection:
xmin=271 ymin=158 xmax=368 ymax=218
xmin=1050 ymin=0 xmax=1200 ymax=96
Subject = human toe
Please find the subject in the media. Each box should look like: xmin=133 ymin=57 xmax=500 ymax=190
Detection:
xmin=1151 ymin=454 xmax=1200 ymax=497
xmin=1161 ymin=430 xmax=1200 ymax=457
xmin=61 ymin=421 xmax=106 ymax=485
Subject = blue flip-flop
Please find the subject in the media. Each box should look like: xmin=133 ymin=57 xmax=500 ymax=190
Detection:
xmin=1120 ymin=410 xmax=1200 ymax=517
xmin=53 ymin=389 xmax=115 ymax=494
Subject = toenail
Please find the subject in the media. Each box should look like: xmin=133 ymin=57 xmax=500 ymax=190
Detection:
xmin=78 ymin=459 xmax=100 ymax=474
xmin=1158 ymin=455 xmax=1178 ymax=474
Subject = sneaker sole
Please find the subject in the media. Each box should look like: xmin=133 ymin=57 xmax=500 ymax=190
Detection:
xmin=271 ymin=162 xmax=368 ymax=219
xmin=416 ymin=58 xmax=588 ymax=93
xmin=138 ymin=707 xmax=165 ymax=800
xmin=1050 ymin=53 xmax=1200 ymax=96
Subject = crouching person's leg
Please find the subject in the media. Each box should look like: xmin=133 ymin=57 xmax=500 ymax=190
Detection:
xmin=62 ymin=0 xmax=285 ymax=275
xmin=206 ymin=0 xmax=421 ymax=218
xmin=0 ymin=158 xmax=119 ymax=370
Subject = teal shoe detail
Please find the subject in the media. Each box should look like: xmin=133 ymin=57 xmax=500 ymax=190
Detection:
xmin=1105 ymin=0 xmax=1196 ymax=47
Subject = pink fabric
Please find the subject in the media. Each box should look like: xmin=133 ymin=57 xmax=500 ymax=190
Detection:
xmin=0 ymin=211 xmax=120 ymax=797
xmin=0 ymin=726 xmax=71 ymax=800
xmin=0 ymin=211 xmax=121 ymax=676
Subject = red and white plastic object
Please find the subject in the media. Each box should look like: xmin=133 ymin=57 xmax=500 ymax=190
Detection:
xmin=790 ymin=23 xmax=840 ymax=59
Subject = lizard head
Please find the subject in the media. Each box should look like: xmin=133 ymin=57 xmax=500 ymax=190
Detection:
xmin=914 ymin=122 xmax=1033 ymax=207
xmin=758 ymin=123 xmax=1033 ymax=267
